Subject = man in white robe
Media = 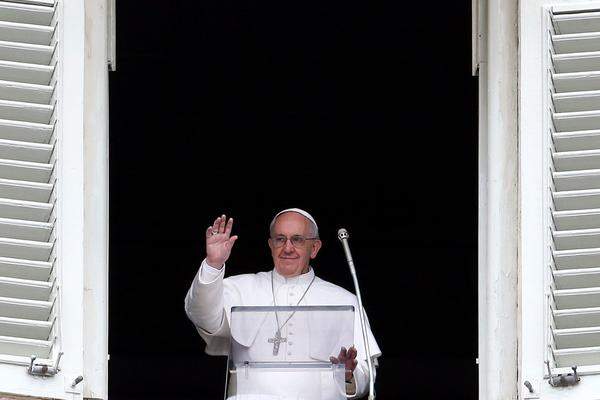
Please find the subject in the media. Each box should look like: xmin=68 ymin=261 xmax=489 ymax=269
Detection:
xmin=185 ymin=209 xmax=381 ymax=399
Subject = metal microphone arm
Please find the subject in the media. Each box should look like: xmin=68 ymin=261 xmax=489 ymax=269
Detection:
xmin=338 ymin=228 xmax=376 ymax=400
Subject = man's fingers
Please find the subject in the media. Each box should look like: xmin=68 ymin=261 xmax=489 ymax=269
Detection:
xmin=225 ymin=218 xmax=234 ymax=236
xmin=219 ymin=214 xmax=227 ymax=233
xmin=226 ymin=235 xmax=238 ymax=250
xmin=338 ymin=347 xmax=348 ymax=362
xmin=347 ymin=346 xmax=357 ymax=360
xmin=329 ymin=356 xmax=339 ymax=364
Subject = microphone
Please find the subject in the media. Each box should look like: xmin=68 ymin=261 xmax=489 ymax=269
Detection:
xmin=337 ymin=228 xmax=376 ymax=400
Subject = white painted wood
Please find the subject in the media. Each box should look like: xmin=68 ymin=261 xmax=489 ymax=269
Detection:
xmin=0 ymin=158 xmax=52 ymax=183
xmin=0 ymin=40 xmax=53 ymax=65
xmin=554 ymin=267 xmax=600 ymax=289
xmin=553 ymin=110 xmax=600 ymax=131
xmin=0 ymin=295 xmax=51 ymax=320
xmin=555 ymin=247 xmax=600 ymax=269
xmin=554 ymin=286 xmax=600 ymax=309
xmin=0 ymin=334 xmax=50 ymax=357
xmin=0 ymin=276 xmax=50 ymax=300
xmin=553 ymin=90 xmax=600 ymax=113
xmin=0 ymin=316 xmax=51 ymax=339
xmin=554 ymin=346 xmax=600 ymax=367
xmin=0 ymin=178 xmax=52 ymax=202
xmin=0 ymin=198 xmax=52 ymax=222
xmin=554 ymin=169 xmax=600 ymax=191
xmin=0 ymin=257 xmax=51 ymax=281
xmin=555 ymin=307 xmax=600 ymax=329
xmin=0 ymin=139 xmax=52 ymax=163
xmin=553 ymin=32 xmax=600 ymax=54
xmin=554 ymin=130 xmax=600 ymax=151
xmin=6 ymin=1 xmax=54 ymax=7
xmin=482 ymin=0 xmax=518 ymax=399
xmin=83 ymin=0 xmax=109 ymax=397
xmin=554 ymin=149 xmax=600 ymax=170
xmin=553 ymin=51 xmax=600 ymax=73
xmin=0 ymin=217 xmax=51 ymax=241
xmin=0 ymin=99 xmax=53 ymax=124
xmin=0 ymin=237 xmax=53 ymax=261
xmin=553 ymin=71 xmax=600 ymax=93
xmin=0 ymin=80 xmax=53 ymax=104
xmin=0 ymin=119 xmax=52 ymax=143
xmin=0 ymin=59 xmax=52 ymax=84
xmin=0 ymin=20 xmax=53 ymax=45
xmin=554 ymin=11 xmax=600 ymax=34
xmin=553 ymin=208 xmax=600 ymax=229
xmin=553 ymin=228 xmax=600 ymax=250
xmin=554 ymin=326 xmax=600 ymax=348
xmin=0 ymin=2 xmax=53 ymax=26
xmin=554 ymin=188 xmax=600 ymax=210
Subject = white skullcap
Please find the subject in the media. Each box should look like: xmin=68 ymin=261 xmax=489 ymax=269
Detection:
xmin=270 ymin=208 xmax=319 ymax=237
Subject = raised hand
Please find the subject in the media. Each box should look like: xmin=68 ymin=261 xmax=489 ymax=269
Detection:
xmin=329 ymin=346 xmax=358 ymax=381
xmin=205 ymin=214 xmax=238 ymax=269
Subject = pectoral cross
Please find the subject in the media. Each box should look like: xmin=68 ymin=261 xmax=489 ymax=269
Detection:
xmin=268 ymin=330 xmax=287 ymax=356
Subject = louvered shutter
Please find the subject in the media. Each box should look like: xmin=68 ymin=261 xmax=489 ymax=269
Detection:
xmin=0 ymin=0 xmax=56 ymax=364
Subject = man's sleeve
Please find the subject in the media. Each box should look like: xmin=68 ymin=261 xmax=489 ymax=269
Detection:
xmin=349 ymin=357 xmax=379 ymax=398
xmin=184 ymin=259 xmax=228 ymax=336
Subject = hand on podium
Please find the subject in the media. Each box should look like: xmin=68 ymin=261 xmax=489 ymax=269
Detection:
xmin=330 ymin=346 xmax=358 ymax=382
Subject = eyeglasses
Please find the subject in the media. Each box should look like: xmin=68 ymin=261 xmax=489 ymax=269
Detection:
xmin=270 ymin=235 xmax=318 ymax=248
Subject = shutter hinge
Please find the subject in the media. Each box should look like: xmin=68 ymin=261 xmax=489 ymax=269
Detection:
xmin=27 ymin=351 xmax=63 ymax=377
xmin=545 ymin=360 xmax=581 ymax=387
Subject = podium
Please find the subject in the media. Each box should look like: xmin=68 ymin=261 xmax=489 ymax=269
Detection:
xmin=226 ymin=305 xmax=355 ymax=400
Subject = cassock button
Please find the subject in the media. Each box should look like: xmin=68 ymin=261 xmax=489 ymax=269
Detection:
xmin=289 ymin=342 xmax=293 ymax=346
xmin=287 ymin=352 xmax=292 ymax=356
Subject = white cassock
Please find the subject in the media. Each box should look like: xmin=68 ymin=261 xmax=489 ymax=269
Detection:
xmin=185 ymin=259 xmax=382 ymax=400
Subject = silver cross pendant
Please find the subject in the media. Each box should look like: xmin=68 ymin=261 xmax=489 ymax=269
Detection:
xmin=268 ymin=330 xmax=287 ymax=356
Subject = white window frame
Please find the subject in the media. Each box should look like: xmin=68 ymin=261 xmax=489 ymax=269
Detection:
xmin=520 ymin=1 xmax=600 ymax=399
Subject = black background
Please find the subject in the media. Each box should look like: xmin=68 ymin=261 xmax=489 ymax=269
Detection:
xmin=108 ymin=1 xmax=478 ymax=399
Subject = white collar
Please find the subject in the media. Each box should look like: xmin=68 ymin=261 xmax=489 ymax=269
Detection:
xmin=272 ymin=266 xmax=315 ymax=285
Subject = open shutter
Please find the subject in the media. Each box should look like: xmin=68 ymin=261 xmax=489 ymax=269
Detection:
xmin=0 ymin=0 xmax=56 ymax=365
xmin=536 ymin=9 xmax=600 ymax=388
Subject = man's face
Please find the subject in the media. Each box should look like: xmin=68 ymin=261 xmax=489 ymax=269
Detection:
xmin=268 ymin=212 xmax=322 ymax=277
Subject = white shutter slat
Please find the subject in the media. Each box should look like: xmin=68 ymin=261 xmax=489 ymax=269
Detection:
xmin=555 ymin=287 xmax=600 ymax=309
xmin=0 ymin=178 xmax=52 ymax=202
xmin=553 ymin=149 xmax=600 ymax=170
xmin=0 ymin=99 xmax=52 ymax=124
xmin=0 ymin=316 xmax=50 ymax=340
xmin=0 ymin=139 xmax=52 ymax=163
xmin=553 ymin=90 xmax=600 ymax=112
xmin=553 ymin=52 xmax=600 ymax=73
xmin=0 ymin=257 xmax=50 ymax=281
xmin=553 ymin=228 xmax=600 ymax=250
xmin=0 ymin=158 xmax=52 ymax=183
xmin=0 ymin=40 xmax=53 ymax=65
xmin=553 ymin=110 xmax=600 ymax=132
xmin=553 ymin=12 xmax=600 ymax=34
xmin=0 ymin=237 xmax=52 ymax=261
xmin=0 ymin=119 xmax=52 ymax=143
xmin=0 ymin=60 xmax=52 ymax=85
xmin=0 ymin=198 xmax=52 ymax=222
xmin=0 ymin=296 xmax=51 ymax=320
xmin=553 ymin=347 xmax=600 ymax=367
xmin=0 ymin=80 xmax=53 ymax=104
xmin=0 ymin=217 xmax=51 ymax=241
xmin=554 ymin=326 xmax=600 ymax=348
xmin=554 ymin=248 xmax=600 ymax=269
xmin=553 ymin=208 xmax=600 ymax=230
xmin=553 ymin=72 xmax=600 ymax=93
xmin=0 ymin=276 xmax=50 ymax=300
xmin=0 ymin=335 xmax=50 ymax=357
xmin=0 ymin=20 xmax=52 ymax=45
xmin=0 ymin=2 xmax=53 ymax=26
xmin=555 ymin=307 xmax=600 ymax=329
xmin=553 ymin=169 xmax=600 ymax=191
xmin=553 ymin=32 xmax=600 ymax=54
xmin=553 ymin=130 xmax=600 ymax=151
xmin=554 ymin=267 xmax=600 ymax=289
xmin=553 ymin=188 xmax=600 ymax=210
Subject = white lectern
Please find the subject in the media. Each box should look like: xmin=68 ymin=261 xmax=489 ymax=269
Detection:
xmin=226 ymin=305 xmax=355 ymax=400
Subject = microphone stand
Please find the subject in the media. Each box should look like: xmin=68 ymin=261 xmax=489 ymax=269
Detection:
xmin=338 ymin=228 xmax=376 ymax=400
